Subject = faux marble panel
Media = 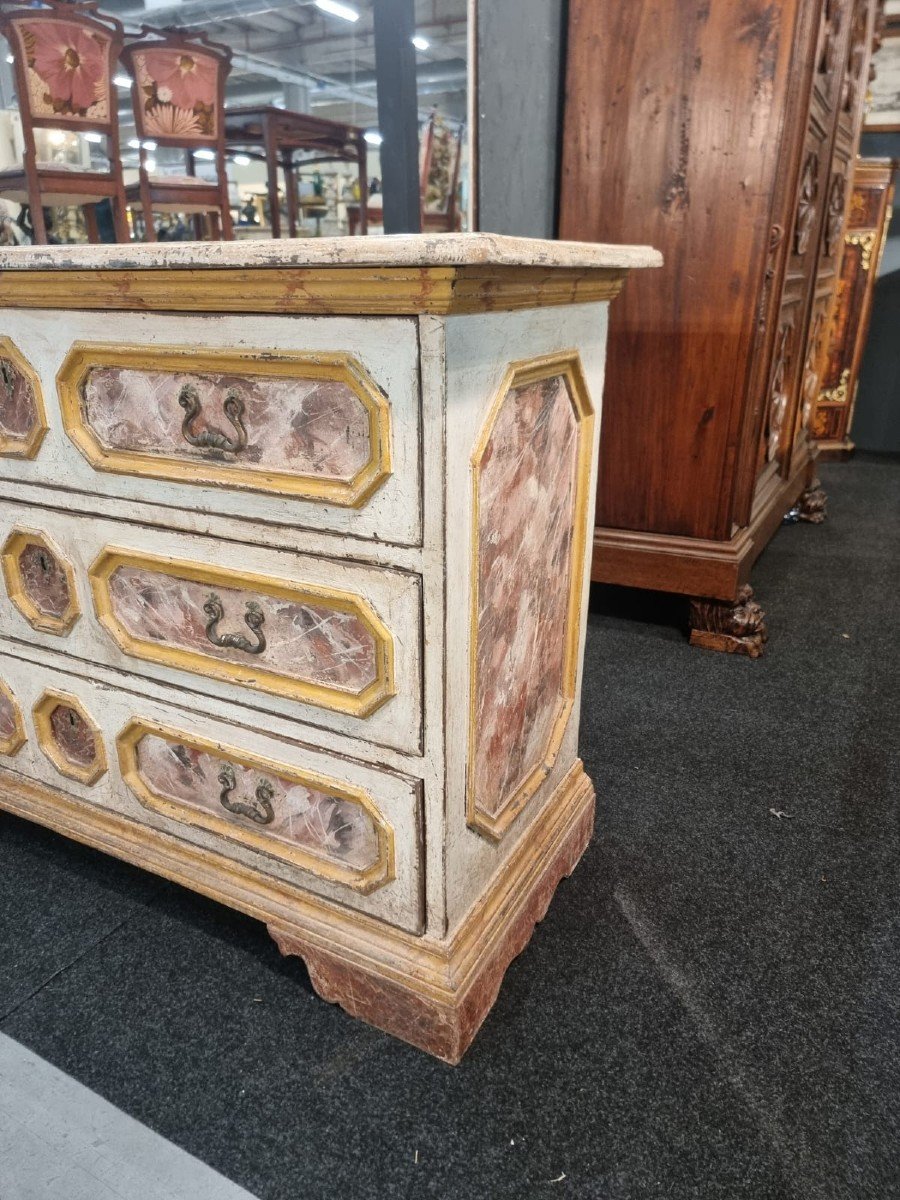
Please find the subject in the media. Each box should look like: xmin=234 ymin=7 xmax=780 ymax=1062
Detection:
xmin=135 ymin=732 xmax=379 ymax=871
xmin=0 ymin=355 xmax=40 ymax=443
xmin=106 ymin=565 xmax=378 ymax=693
xmin=0 ymin=689 xmax=19 ymax=743
xmin=17 ymin=543 xmax=71 ymax=618
xmin=473 ymin=373 xmax=579 ymax=819
xmin=49 ymin=703 xmax=97 ymax=767
xmin=82 ymin=368 xmax=372 ymax=481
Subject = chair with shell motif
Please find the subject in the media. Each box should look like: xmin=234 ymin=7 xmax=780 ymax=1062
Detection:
xmin=0 ymin=0 xmax=129 ymax=244
xmin=120 ymin=25 xmax=233 ymax=241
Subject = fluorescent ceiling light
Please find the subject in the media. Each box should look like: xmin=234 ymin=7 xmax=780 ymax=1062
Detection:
xmin=232 ymin=153 xmax=251 ymax=166
xmin=363 ymin=129 xmax=383 ymax=145
xmin=113 ymin=74 xmax=131 ymax=88
xmin=142 ymin=140 xmax=157 ymax=151
xmin=315 ymin=0 xmax=359 ymax=22
xmin=127 ymin=138 xmax=141 ymax=150
xmin=5 ymin=54 xmax=13 ymax=65
xmin=412 ymin=35 xmax=429 ymax=50
xmin=194 ymin=148 xmax=216 ymax=161
xmin=82 ymin=131 xmax=103 ymax=143
xmin=144 ymin=157 xmax=157 ymax=173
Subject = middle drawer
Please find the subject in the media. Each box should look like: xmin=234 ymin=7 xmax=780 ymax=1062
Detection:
xmin=0 ymin=501 xmax=422 ymax=757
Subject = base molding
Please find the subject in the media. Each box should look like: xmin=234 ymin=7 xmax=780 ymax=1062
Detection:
xmin=0 ymin=758 xmax=595 ymax=1064
xmin=816 ymin=439 xmax=855 ymax=462
xmin=592 ymin=450 xmax=814 ymax=601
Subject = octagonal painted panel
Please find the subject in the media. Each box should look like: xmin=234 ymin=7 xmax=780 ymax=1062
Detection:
xmin=0 ymin=337 xmax=48 ymax=458
xmin=467 ymin=354 xmax=594 ymax=841
xmin=57 ymin=343 xmax=392 ymax=506
xmin=0 ymin=679 xmax=26 ymax=757
xmin=34 ymin=689 xmax=107 ymax=785
xmin=2 ymin=528 xmax=81 ymax=635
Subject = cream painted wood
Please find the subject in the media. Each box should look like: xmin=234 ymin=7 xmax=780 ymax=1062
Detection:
xmin=0 ymin=647 xmax=425 ymax=933
xmin=440 ymin=303 xmax=607 ymax=932
xmin=0 ymin=309 xmax=422 ymax=550
xmin=0 ymin=503 xmax=423 ymax=757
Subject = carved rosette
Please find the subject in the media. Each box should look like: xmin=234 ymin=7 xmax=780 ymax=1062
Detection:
xmin=688 ymin=585 xmax=768 ymax=658
xmin=794 ymin=154 xmax=819 ymax=258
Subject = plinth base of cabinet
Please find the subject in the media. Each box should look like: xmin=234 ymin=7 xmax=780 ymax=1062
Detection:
xmin=815 ymin=439 xmax=855 ymax=462
xmin=591 ymin=450 xmax=814 ymax=602
xmin=271 ymin=762 xmax=595 ymax=1063
xmin=0 ymin=759 xmax=595 ymax=1064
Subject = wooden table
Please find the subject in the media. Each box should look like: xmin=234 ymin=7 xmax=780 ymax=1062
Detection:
xmin=224 ymin=105 xmax=368 ymax=239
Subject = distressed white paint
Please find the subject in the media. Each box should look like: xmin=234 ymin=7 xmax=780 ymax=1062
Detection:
xmin=0 ymin=309 xmax=422 ymax=549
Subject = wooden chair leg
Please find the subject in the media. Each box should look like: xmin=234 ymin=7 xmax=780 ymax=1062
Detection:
xmin=219 ymin=196 xmax=233 ymax=241
xmin=83 ymin=204 xmax=100 ymax=244
xmin=142 ymin=201 xmax=158 ymax=242
xmin=112 ymin=185 xmax=130 ymax=243
xmin=192 ymin=214 xmax=204 ymax=240
xmin=208 ymin=209 xmax=221 ymax=240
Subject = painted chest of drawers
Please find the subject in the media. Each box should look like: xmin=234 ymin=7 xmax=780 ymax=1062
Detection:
xmin=0 ymin=233 xmax=659 ymax=1062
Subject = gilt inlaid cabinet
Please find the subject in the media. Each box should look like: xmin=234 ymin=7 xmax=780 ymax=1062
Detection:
xmin=0 ymin=233 xmax=658 ymax=1061
xmin=560 ymin=0 xmax=881 ymax=654
xmin=812 ymin=156 xmax=897 ymax=456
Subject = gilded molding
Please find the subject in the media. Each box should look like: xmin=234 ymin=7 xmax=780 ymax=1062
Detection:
xmin=0 ymin=336 xmax=48 ymax=459
xmin=117 ymin=718 xmax=395 ymax=894
xmin=89 ymin=547 xmax=396 ymax=718
xmin=57 ymin=343 xmax=393 ymax=507
xmin=0 ymin=679 xmax=27 ymax=757
xmin=820 ymin=367 xmax=851 ymax=405
xmin=846 ymin=230 xmax=877 ymax=271
xmin=33 ymin=689 xmax=108 ymax=786
xmin=1 ymin=527 xmax=81 ymax=635
xmin=466 ymin=352 xmax=595 ymax=841
xmin=0 ymin=264 xmax=627 ymax=316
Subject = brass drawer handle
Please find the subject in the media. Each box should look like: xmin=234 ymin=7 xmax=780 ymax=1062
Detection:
xmin=178 ymin=383 xmax=248 ymax=454
xmin=217 ymin=763 xmax=275 ymax=825
xmin=203 ymin=593 xmax=266 ymax=655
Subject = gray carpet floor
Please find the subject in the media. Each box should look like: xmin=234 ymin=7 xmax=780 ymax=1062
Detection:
xmin=0 ymin=454 xmax=897 ymax=1200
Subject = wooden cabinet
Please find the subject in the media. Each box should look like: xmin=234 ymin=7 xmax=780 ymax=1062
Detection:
xmin=560 ymin=0 xmax=880 ymax=655
xmin=0 ymin=233 xmax=659 ymax=1061
xmin=812 ymin=157 xmax=897 ymax=456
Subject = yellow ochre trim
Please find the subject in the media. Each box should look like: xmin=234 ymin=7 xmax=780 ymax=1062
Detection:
xmin=0 ymin=679 xmax=26 ymax=757
xmin=466 ymin=352 xmax=595 ymax=842
xmin=116 ymin=718 xmax=395 ymax=895
xmin=33 ymin=688 xmax=108 ymax=786
xmin=0 ymin=337 xmax=48 ymax=459
xmin=89 ymin=547 xmax=396 ymax=719
xmin=57 ymin=343 xmax=393 ymax=507
xmin=1 ymin=527 xmax=81 ymax=635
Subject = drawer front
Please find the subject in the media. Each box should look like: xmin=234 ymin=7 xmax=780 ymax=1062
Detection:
xmin=0 ymin=649 xmax=424 ymax=932
xmin=0 ymin=503 xmax=422 ymax=756
xmin=0 ymin=310 xmax=421 ymax=548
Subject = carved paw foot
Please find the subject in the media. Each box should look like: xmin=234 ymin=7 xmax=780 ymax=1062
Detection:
xmin=798 ymin=476 xmax=827 ymax=523
xmin=688 ymin=584 xmax=768 ymax=658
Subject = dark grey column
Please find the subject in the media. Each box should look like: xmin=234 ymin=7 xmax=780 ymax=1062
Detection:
xmin=476 ymin=0 xmax=566 ymax=237
xmin=372 ymin=0 xmax=421 ymax=233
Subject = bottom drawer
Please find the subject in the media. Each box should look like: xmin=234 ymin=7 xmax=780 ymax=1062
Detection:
xmin=0 ymin=648 xmax=424 ymax=934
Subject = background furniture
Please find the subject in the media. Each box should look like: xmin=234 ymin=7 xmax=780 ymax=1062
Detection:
xmin=347 ymin=113 xmax=463 ymax=234
xmin=813 ymin=156 xmax=897 ymax=456
xmin=560 ymin=0 xmax=881 ymax=655
xmin=120 ymin=26 xmax=233 ymax=242
xmin=224 ymin=105 xmax=367 ymax=239
xmin=0 ymin=232 xmax=658 ymax=1061
xmin=0 ymin=0 xmax=128 ymax=244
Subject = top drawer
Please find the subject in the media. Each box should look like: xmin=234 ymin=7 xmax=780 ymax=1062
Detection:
xmin=0 ymin=310 xmax=422 ymax=548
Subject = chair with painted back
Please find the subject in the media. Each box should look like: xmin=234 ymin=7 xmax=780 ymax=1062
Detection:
xmin=120 ymin=24 xmax=233 ymax=241
xmin=0 ymin=0 xmax=128 ymax=243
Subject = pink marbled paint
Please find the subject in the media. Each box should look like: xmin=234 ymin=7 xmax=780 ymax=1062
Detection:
xmin=0 ymin=355 xmax=39 ymax=443
xmin=135 ymin=732 xmax=379 ymax=871
xmin=472 ymin=373 xmax=579 ymax=818
xmin=0 ymin=688 xmax=19 ymax=742
xmin=82 ymin=368 xmax=372 ymax=481
xmin=17 ymin=542 xmax=71 ymax=618
xmin=49 ymin=703 xmax=97 ymax=767
xmin=106 ymin=565 xmax=378 ymax=693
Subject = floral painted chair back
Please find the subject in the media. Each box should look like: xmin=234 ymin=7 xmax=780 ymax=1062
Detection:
xmin=0 ymin=0 xmax=123 ymax=134
xmin=121 ymin=27 xmax=232 ymax=148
